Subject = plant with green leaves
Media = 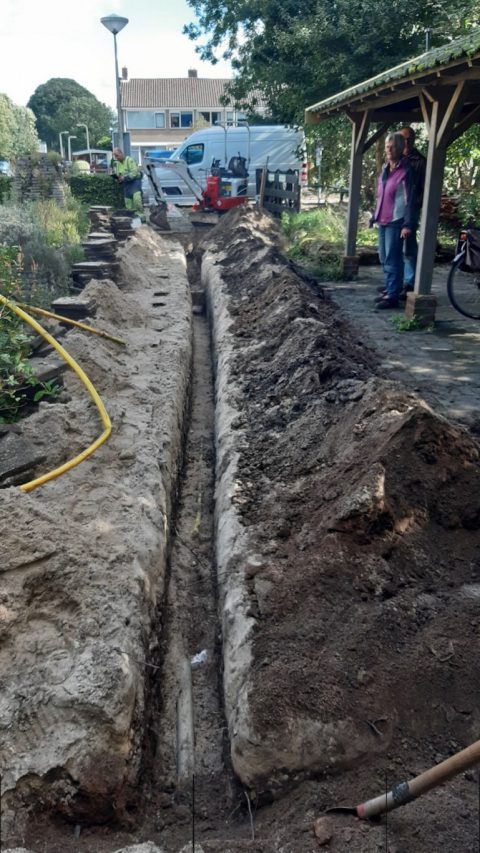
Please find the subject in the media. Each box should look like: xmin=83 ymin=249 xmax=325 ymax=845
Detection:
xmin=389 ymin=313 xmax=432 ymax=332
xmin=69 ymin=174 xmax=124 ymax=207
xmin=0 ymin=253 xmax=62 ymax=422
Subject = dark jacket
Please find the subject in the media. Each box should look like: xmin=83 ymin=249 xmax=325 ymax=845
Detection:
xmin=408 ymin=147 xmax=426 ymax=212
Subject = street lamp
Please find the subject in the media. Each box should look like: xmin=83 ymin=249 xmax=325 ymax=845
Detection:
xmin=100 ymin=14 xmax=128 ymax=143
xmin=77 ymin=123 xmax=90 ymax=156
xmin=59 ymin=130 xmax=69 ymax=159
xmin=67 ymin=135 xmax=77 ymax=162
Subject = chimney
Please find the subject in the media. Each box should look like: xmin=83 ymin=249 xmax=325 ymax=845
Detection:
xmin=122 ymin=67 xmax=128 ymax=80
xmin=188 ymin=69 xmax=198 ymax=78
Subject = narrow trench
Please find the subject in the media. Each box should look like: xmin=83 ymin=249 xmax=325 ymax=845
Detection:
xmin=145 ymin=246 xmax=236 ymax=848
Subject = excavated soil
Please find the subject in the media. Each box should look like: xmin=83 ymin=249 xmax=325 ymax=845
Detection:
xmin=2 ymin=207 xmax=480 ymax=852
xmin=201 ymin=207 xmax=480 ymax=851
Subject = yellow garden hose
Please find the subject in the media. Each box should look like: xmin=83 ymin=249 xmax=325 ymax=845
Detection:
xmin=0 ymin=294 xmax=112 ymax=493
xmin=17 ymin=302 xmax=126 ymax=346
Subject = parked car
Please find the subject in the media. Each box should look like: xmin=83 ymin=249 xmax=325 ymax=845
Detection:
xmin=0 ymin=160 xmax=13 ymax=177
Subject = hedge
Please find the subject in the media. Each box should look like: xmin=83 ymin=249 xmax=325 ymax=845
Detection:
xmin=69 ymin=174 xmax=124 ymax=208
xmin=0 ymin=176 xmax=13 ymax=204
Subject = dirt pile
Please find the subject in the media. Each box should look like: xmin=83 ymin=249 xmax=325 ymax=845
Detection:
xmin=202 ymin=206 xmax=480 ymax=847
xmin=0 ymin=228 xmax=192 ymax=838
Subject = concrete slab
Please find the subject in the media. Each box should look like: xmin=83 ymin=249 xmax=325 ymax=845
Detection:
xmin=324 ymin=264 xmax=480 ymax=429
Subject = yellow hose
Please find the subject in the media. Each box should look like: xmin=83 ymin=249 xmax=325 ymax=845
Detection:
xmin=17 ymin=302 xmax=126 ymax=346
xmin=0 ymin=294 xmax=112 ymax=493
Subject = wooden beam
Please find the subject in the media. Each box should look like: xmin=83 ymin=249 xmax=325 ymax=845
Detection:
xmin=350 ymin=85 xmax=422 ymax=111
xmin=437 ymin=67 xmax=480 ymax=84
xmin=369 ymin=110 xmax=422 ymax=122
xmin=415 ymin=99 xmax=448 ymax=297
xmin=345 ymin=112 xmax=371 ymax=257
xmin=419 ymin=91 xmax=433 ymax=132
xmin=447 ymin=103 xmax=480 ymax=145
xmin=363 ymin=122 xmax=390 ymax=152
xmin=436 ymin=80 xmax=467 ymax=147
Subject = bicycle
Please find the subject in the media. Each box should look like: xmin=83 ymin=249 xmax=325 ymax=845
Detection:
xmin=447 ymin=226 xmax=480 ymax=319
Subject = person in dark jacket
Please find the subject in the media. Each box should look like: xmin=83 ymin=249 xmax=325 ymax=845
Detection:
xmin=371 ymin=132 xmax=415 ymax=309
xmin=399 ymin=126 xmax=426 ymax=293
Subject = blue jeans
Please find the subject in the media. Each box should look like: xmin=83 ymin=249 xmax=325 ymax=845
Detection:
xmin=403 ymin=232 xmax=417 ymax=286
xmin=378 ymin=222 xmax=403 ymax=301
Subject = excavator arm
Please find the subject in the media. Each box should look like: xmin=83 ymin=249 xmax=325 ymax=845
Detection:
xmin=144 ymin=157 xmax=205 ymax=205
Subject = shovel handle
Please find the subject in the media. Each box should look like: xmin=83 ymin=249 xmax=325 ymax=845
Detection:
xmin=357 ymin=738 xmax=480 ymax=819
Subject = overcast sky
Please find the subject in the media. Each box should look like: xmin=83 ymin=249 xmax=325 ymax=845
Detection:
xmin=1 ymin=0 xmax=232 ymax=109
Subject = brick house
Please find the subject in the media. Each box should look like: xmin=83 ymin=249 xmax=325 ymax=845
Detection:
xmin=120 ymin=68 xmax=267 ymax=163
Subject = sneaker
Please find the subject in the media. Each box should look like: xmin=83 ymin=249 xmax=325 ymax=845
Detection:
xmin=375 ymin=297 xmax=399 ymax=310
xmin=377 ymin=285 xmax=387 ymax=293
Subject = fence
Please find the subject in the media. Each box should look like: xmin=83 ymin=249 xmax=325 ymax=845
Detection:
xmin=256 ymin=168 xmax=301 ymax=216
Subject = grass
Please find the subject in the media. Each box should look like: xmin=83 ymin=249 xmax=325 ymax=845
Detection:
xmin=389 ymin=314 xmax=433 ymax=332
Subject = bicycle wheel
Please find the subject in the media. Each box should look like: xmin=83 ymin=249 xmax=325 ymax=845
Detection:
xmin=447 ymin=250 xmax=480 ymax=320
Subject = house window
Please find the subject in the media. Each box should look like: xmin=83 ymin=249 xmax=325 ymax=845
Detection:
xmin=226 ymin=110 xmax=247 ymax=125
xmin=170 ymin=111 xmax=193 ymax=129
xmin=198 ymin=110 xmax=222 ymax=125
xmin=127 ymin=111 xmax=165 ymax=129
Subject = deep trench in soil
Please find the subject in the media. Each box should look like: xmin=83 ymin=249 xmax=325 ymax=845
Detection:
xmin=21 ymin=241 xmax=255 ymax=853
xmin=146 ymin=302 xmax=234 ymax=846
xmin=15 ymin=213 xmax=480 ymax=853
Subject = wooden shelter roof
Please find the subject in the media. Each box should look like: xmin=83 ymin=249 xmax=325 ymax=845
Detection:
xmin=305 ymin=31 xmax=480 ymax=122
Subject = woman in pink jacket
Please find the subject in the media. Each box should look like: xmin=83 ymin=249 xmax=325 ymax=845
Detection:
xmin=371 ymin=132 xmax=415 ymax=309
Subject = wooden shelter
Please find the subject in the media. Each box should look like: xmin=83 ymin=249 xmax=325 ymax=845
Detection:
xmin=305 ymin=32 xmax=480 ymax=319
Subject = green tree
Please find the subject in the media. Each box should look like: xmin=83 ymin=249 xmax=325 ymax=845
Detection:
xmin=0 ymin=94 xmax=16 ymax=159
xmin=12 ymin=105 xmax=39 ymax=157
xmin=0 ymin=95 xmax=39 ymax=160
xmin=184 ymin=0 xmax=480 ymax=124
xmin=27 ymin=78 xmax=114 ymax=152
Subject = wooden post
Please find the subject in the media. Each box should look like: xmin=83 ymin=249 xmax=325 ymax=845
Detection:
xmin=345 ymin=114 xmax=367 ymax=256
xmin=343 ymin=111 xmax=371 ymax=278
xmin=258 ymin=167 xmax=267 ymax=208
xmin=412 ymin=84 xmax=466 ymax=317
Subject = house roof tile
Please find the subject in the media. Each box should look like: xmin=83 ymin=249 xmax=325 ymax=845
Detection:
xmin=122 ymin=77 xmax=233 ymax=109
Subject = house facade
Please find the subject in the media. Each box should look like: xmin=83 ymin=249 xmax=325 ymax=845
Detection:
xmin=120 ymin=69 xmax=266 ymax=163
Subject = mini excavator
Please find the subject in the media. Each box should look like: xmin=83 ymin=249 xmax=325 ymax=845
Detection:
xmin=144 ymin=154 xmax=249 ymax=214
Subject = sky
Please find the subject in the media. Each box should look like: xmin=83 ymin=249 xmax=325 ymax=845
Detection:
xmin=1 ymin=0 xmax=232 ymax=109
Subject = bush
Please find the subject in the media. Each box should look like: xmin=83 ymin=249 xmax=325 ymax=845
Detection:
xmin=457 ymin=190 xmax=480 ymax=226
xmin=0 ymin=204 xmax=37 ymax=245
xmin=69 ymin=174 xmax=124 ymax=208
xmin=0 ymin=193 xmax=88 ymax=305
xmin=0 ymin=175 xmax=13 ymax=204
xmin=28 ymin=195 xmax=89 ymax=248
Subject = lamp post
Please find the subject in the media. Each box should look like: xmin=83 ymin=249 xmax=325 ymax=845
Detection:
xmin=100 ymin=14 xmax=128 ymax=145
xmin=59 ymin=130 xmax=69 ymax=159
xmin=67 ymin=135 xmax=77 ymax=162
xmin=77 ymin=123 xmax=90 ymax=157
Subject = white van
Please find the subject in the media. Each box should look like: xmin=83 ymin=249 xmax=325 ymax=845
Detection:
xmin=143 ymin=125 xmax=307 ymax=206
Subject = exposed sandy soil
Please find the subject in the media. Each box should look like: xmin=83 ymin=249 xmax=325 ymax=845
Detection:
xmin=3 ymin=207 xmax=480 ymax=853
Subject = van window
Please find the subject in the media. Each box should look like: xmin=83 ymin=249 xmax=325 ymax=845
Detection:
xmin=180 ymin=144 xmax=204 ymax=166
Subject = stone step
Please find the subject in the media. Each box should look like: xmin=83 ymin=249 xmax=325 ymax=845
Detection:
xmin=51 ymin=294 xmax=96 ymax=320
